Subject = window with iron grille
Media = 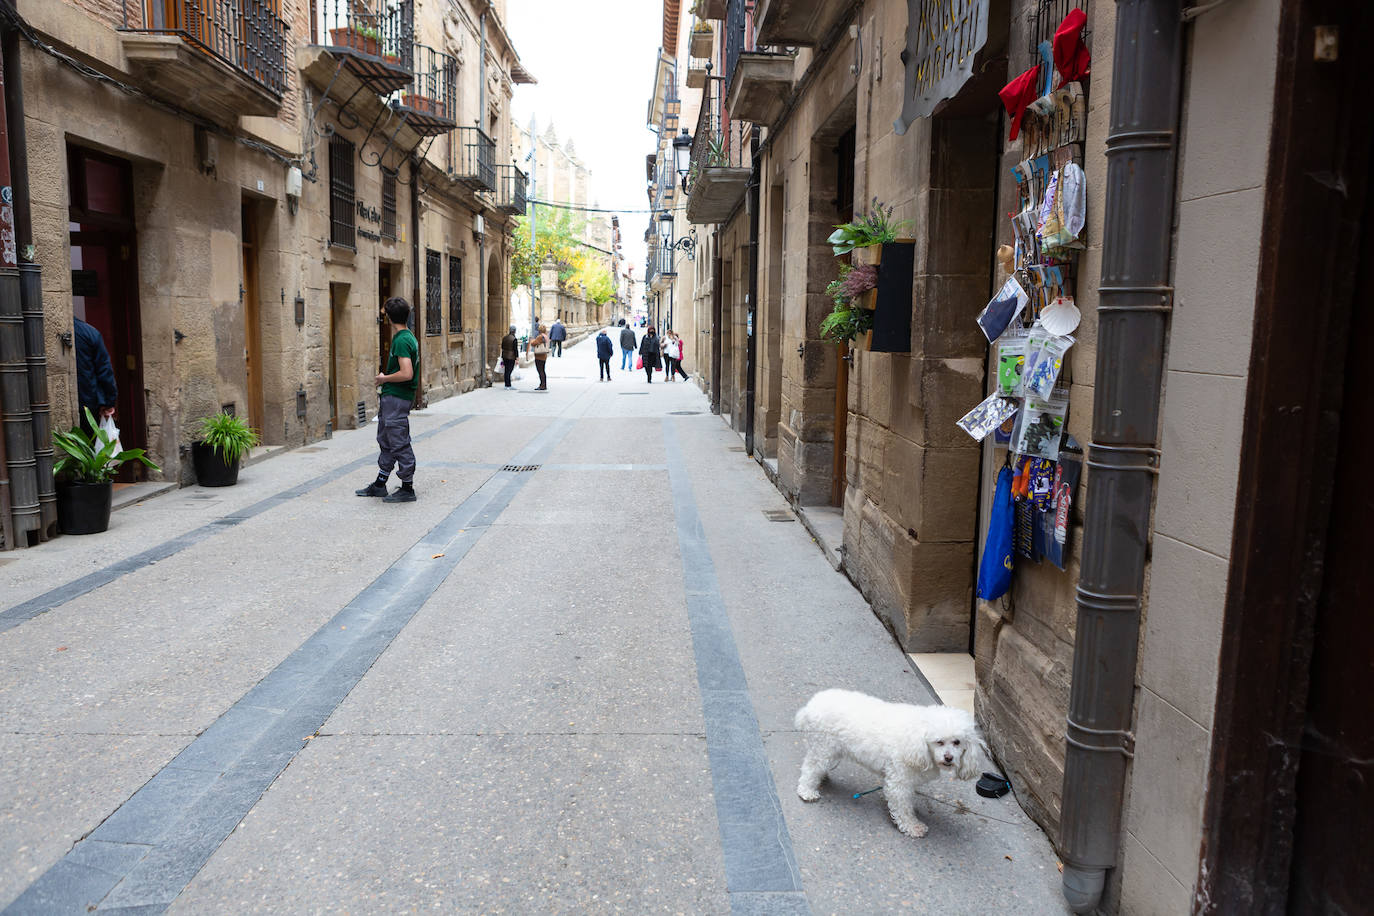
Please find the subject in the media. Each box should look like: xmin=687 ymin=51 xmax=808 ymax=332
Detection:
xmin=329 ymin=135 xmax=356 ymax=249
xmin=448 ymin=255 xmax=463 ymax=332
xmin=425 ymin=248 xmax=442 ymax=336
xmin=381 ymin=168 xmax=397 ymax=239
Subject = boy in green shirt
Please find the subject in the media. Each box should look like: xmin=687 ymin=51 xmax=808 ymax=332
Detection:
xmin=356 ymin=297 xmax=419 ymax=503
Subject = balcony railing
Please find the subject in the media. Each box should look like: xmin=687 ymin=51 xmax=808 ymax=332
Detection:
xmin=122 ymin=0 xmax=287 ymax=98
xmin=453 ymin=126 xmax=496 ymax=192
xmin=724 ymin=0 xmax=791 ymax=98
xmin=315 ymin=0 xmax=413 ymax=93
xmin=391 ymin=44 xmax=457 ymax=135
xmin=686 ymin=75 xmax=752 ymax=224
xmin=496 ymin=164 xmax=528 ymax=215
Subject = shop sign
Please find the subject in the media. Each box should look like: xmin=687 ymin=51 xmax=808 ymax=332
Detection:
xmin=896 ymin=0 xmax=992 ymax=134
xmin=356 ymin=199 xmax=381 ymax=225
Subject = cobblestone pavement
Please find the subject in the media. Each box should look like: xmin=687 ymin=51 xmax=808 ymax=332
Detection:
xmin=0 ymin=334 xmax=1068 ymax=914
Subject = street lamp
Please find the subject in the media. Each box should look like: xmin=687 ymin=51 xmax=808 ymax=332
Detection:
xmin=673 ymin=128 xmax=693 ymax=192
xmin=658 ymin=208 xmax=696 ymax=267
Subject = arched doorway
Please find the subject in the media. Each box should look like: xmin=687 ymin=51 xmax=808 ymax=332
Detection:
xmin=486 ymin=253 xmax=504 ymax=368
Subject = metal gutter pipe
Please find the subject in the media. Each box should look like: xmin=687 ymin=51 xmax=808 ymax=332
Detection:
xmin=410 ymin=152 xmax=422 ymax=403
xmin=478 ymin=10 xmax=488 ymax=382
xmin=743 ymin=132 xmax=760 ymax=455
xmin=5 ymin=14 xmax=53 ymax=540
xmin=1058 ymin=0 xmax=1183 ymax=910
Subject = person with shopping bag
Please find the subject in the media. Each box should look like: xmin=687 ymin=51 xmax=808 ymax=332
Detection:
xmin=529 ymin=324 xmax=550 ymax=390
xmin=638 ymin=326 xmax=661 ymax=383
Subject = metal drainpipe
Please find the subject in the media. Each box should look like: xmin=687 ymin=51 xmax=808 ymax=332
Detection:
xmin=478 ymin=10 xmax=488 ymax=382
xmin=0 ymin=24 xmax=36 ymax=548
xmin=1058 ymin=0 xmax=1182 ymax=910
xmin=5 ymin=18 xmax=53 ymax=540
xmin=410 ymin=152 xmax=422 ymax=405
xmin=743 ymin=132 xmax=759 ymax=455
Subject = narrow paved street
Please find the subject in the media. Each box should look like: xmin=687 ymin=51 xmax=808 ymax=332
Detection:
xmin=1 ymin=335 xmax=1066 ymax=914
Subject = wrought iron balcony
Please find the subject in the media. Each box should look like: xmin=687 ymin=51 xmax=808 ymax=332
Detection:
xmin=496 ymin=165 xmax=528 ymax=215
xmin=723 ymin=0 xmax=793 ymax=126
xmin=453 ymin=126 xmax=496 ymax=192
xmin=391 ymin=45 xmax=456 ymax=136
xmin=686 ymin=76 xmax=752 ymax=225
xmin=754 ymin=0 xmax=850 ymax=47
xmin=119 ymin=0 xmax=286 ymax=119
xmin=315 ymin=0 xmax=414 ymax=94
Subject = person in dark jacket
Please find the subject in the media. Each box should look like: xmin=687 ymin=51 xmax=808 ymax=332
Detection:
xmin=619 ymin=324 xmax=637 ymax=371
xmin=549 ymin=319 xmax=567 ymax=357
xmin=74 ymin=318 xmax=117 ymax=431
xmin=500 ymin=325 xmax=519 ymax=389
xmin=639 ymin=327 xmax=661 ymax=383
xmin=595 ymin=329 xmax=614 ymax=381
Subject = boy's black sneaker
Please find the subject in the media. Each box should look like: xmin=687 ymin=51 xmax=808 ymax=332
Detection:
xmin=383 ymin=486 xmax=416 ymax=503
xmin=356 ymin=481 xmax=388 ymax=497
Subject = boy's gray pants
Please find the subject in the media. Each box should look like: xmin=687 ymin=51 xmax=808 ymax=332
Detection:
xmin=377 ymin=394 xmax=415 ymax=483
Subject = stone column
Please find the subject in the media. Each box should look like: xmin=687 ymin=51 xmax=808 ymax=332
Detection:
xmin=537 ymin=258 xmax=558 ymax=331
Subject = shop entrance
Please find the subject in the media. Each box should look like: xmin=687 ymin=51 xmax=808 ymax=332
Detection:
xmin=377 ymin=260 xmax=399 ymax=372
xmin=328 ymin=282 xmax=349 ymax=429
xmin=67 ymin=145 xmax=146 ymax=481
xmin=830 ymin=127 xmax=855 ymax=507
xmin=240 ymin=200 xmax=265 ymax=432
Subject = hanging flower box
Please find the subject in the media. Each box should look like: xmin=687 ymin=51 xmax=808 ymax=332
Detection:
xmin=869 ymin=240 xmax=915 ymax=353
xmin=402 ymin=94 xmax=446 ymax=118
xmin=330 ymin=27 xmax=380 ymax=58
xmin=690 ymin=26 xmax=714 ymax=59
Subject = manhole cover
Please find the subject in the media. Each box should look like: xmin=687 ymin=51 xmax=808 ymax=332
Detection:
xmin=502 ymin=464 xmax=541 ymax=473
xmin=763 ymin=510 xmax=795 ymax=522
xmin=669 ymin=410 xmax=701 ymax=416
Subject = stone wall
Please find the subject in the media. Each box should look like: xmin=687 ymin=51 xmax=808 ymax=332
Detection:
xmin=24 ymin=0 xmax=522 ymax=485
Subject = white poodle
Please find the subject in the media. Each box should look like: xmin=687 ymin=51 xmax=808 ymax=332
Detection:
xmin=794 ymin=688 xmax=988 ymax=838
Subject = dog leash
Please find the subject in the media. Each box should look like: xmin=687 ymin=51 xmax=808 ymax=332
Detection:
xmin=852 ymin=787 xmax=883 ymax=799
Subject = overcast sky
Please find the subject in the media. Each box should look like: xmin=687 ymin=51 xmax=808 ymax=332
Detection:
xmin=506 ymin=0 xmax=663 ymax=285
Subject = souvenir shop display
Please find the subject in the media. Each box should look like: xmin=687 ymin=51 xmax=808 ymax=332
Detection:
xmin=958 ymin=393 xmax=1021 ymax=442
xmin=970 ymin=7 xmax=1091 ymax=595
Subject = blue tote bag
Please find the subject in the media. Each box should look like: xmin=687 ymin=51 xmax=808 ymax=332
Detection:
xmin=977 ymin=466 xmax=1015 ymax=601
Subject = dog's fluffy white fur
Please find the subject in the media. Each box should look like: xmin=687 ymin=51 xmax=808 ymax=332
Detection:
xmin=794 ymin=688 xmax=988 ymax=838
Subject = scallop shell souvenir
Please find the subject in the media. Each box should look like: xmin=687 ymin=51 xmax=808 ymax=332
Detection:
xmin=1040 ymin=297 xmax=1081 ymax=336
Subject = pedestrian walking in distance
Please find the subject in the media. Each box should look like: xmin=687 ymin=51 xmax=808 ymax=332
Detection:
xmin=529 ymin=323 xmax=550 ymax=390
xmin=667 ymin=330 xmax=689 ymax=381
xmin=639 ymin=326 xmax=661 ymax=383
xmin=596 ymin=328 xmax=614 ymax=381
xmin=500 ymin=324 xmax=519 ymax=389
xmin=356 ymin=297 xmax=419 ymax=503
xmin=619 ymin=322 xmax=637 ymax=371
xmin=549 ymin=318 xmax=566 ymax=357
xmin=74 ymin=317 xmax=117 ymax=434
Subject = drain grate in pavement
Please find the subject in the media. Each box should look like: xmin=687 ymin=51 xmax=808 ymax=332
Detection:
xmin=727 ymin=446 xmax=746 ymax=452
xmin=296 ymin=447 xmax=325 ymax=453
xmin=762 ymin=509 xmax=796 ymax=522
xmin=502 ymin=464 xmax=542 ymax=473
xmin=669 ymin=410 xmax=702 ymax=415
xmin=618 ymin=392 xmax=649 ymax=396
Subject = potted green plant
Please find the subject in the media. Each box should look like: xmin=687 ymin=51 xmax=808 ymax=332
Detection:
xmin=52 ymin=407 xmax=160 ymax=535
xmin=820 ymin=263 xmax=879 ymax=348
xmin=828 ymin=198 xmax=913 ymax=265
xmin=192 ymin=412 xmax=261 ymax=487
xmin=330 ymin=23 xmax=382 ymax=57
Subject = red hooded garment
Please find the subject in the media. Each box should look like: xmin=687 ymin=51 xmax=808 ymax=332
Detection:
xmin=1054 ymin=9 xmax=1091 ymax=88
xmin=999 ymin=65 xmax=1041 ymax=142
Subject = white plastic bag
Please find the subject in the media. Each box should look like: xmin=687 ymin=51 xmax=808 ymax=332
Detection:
xmin=98 ymin=415 xmax=123 ymax=466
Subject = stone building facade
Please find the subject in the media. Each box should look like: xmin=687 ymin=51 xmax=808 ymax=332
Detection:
xmin=677 ymin=0 xmax=1370 ymax=911
xmin=5 ymin=0 xmax=530 ymax=495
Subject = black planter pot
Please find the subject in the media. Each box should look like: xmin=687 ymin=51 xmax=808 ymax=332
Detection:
xmin=56 ymin=480 xmax=113 ymax=535
xmin=192 ymin=442 xmax=240 ymax=487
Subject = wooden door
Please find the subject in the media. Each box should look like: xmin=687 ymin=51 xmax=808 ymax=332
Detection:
xmin=240 ymin=201 xmax=264 ymax=432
